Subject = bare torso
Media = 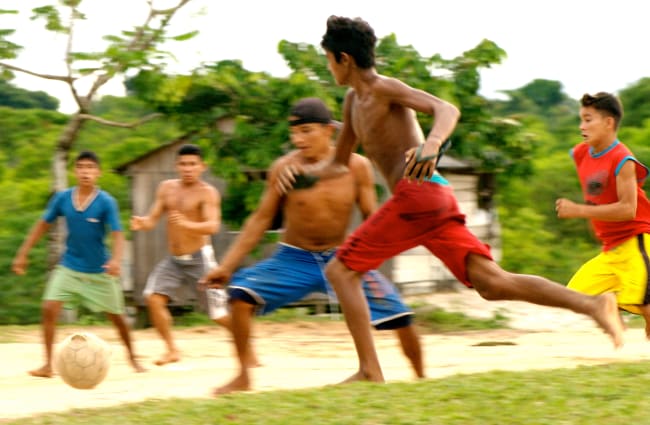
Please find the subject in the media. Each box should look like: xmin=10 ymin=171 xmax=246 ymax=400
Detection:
xmin=279 ymin=151 xmax=365 ymax=251
xmin=161 ymin=179 xmax=213 ymax=255
xmin=348 ymin=77 xmax=429 ymax=191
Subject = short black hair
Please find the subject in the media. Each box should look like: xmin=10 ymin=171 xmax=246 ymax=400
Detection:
xmin=581 ymin=92 xmax=623 ymax=129
xmin=177 ymin=143 xmax=203 ymax=158
xmin=75 ymin=150 xmax=100 ymax=165
xmin=321 ymin=15 xmax=377 ymax=69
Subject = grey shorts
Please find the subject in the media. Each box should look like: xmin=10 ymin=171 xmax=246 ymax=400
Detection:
xmin=143 ymin=245 xmax=228 ymax=319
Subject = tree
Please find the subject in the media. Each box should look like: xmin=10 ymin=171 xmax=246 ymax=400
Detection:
xmin=0 ymin=0 xmax=196 ymax=263
xmin=0 ymin=79 xmax=59 ymax=109
xmin=618 ymin=78 xmax=650 ymax=129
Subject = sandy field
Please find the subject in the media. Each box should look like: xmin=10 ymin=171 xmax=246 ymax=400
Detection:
xmin=2 ymin=288 xmax=650 ymax=421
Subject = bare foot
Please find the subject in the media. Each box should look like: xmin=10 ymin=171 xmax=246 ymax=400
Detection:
xmin=591 ymin=292 xmax=624 ymax=348
xmin=130 ymin=358 xmax=147 ymax=373
xmin=154 ymin=351 xmax=180 ymax=366
xmin=212 ymin=375 xmax=251 ymax=396
xmin=28 ymin=365 xmax=53 ymax=378
xmin=338 ymin=370 xmax=384 ymax=385
xmin=246 ymin=355 xmax=262 ymax=368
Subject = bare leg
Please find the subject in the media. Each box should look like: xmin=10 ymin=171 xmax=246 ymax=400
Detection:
xmin=29 ymin=300 xmax=63 ymax=378
xmin=326 ymin=258 xmax=384 ymax=383
xmin=106 ymin=313 xmax=146 ymax=373
xmin=638 ymin=305 xmax=650 ymax=339
xmin=467 ymin=254 xmax=623 ymax=348
xmin=146 ymin=293 xmax=180 ymax=365
xmin=394 ymin=325 xmax=424 ymax=378
xmin=213 ymin=300 xmax=256 ymax=396
xmin=213 ymin=314 xmax=260 ymax=367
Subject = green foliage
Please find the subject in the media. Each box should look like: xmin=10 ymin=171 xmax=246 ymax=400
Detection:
xmin=130 ymin=35 xmax=514 ymax=225
xmin=414 ymin=306 xmax=509 ymax=332
xmin=0 ymin=212 xmax=48 ymax=324
xmin=0 ymin=94 xmax=181 ymax=324
xmin=0 ymin=79 xmax=59 ymax=110
xmin=619 ymin=77 xmax=650 ymax=128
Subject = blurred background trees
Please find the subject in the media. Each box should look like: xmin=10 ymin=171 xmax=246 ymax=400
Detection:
xmin=1 ymin=5 xmax=649 ymax=322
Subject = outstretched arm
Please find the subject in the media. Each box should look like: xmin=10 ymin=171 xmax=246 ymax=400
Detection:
xmin=130 ymin=181 xmax=167 ymax=231
xmin=12 ymin=219 xmax=51 ymax=275
xmin=201 ymin=161 xmax=285 ymax=288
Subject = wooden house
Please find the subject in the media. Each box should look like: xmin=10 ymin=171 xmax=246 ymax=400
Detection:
xmin=116 ymin=139 xmax=501 ymax=318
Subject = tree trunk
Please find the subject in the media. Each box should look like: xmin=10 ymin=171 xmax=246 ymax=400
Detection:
xmin=47 ymin=114 xmax=86 ymax=269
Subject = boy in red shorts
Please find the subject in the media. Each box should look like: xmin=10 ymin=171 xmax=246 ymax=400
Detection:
xmin=278 ymin=15 xmax=624 ymax=383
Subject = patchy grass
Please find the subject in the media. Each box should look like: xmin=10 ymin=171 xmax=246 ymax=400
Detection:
xmin=413 ymin=305 xmax=510 ymax=333
xmin=7 ymin=362 xmax=650 ymax=425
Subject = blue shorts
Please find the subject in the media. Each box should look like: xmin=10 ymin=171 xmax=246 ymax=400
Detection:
xmin=228 ymin=243 xmax=413 ymax=330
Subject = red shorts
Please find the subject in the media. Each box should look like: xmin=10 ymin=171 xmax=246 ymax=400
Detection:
xmin=336 ymin=179 xmax=493 ymax=287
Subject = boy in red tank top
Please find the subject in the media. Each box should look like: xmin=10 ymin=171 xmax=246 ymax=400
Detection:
xmin=556 ymin=92 xmax=650 ymax=337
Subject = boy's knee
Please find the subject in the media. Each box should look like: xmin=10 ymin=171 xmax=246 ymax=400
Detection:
xmin=472 ymin=273 xmax=512 ymax=301
xmin=325 ymin=258 xmax=343 ymax=279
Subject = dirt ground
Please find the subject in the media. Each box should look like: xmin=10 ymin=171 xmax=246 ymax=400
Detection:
xmin=2 ymin=288 xmax=650 ymax=421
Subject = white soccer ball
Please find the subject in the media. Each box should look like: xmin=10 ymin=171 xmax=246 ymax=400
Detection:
xmin=55 ymin=332 xmax=111 ymax=389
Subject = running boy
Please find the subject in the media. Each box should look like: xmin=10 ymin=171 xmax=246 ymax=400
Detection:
xmin=557 ymin=92 xmax=650 ymax=336
xmin=276 ymin=15 xmax=623 ymax=383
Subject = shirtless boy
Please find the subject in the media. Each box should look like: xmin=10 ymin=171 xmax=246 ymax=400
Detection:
xmin=130 ymin=144 xmax=225 ymax=365
xmin=277 ymin=16 xmax=623 ymax=383
xmin=200 ymin=97 xmax=424 ymax=395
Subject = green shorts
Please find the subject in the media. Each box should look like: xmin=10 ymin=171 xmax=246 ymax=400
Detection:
xmin=43 ymin=265 xmax=125 ymax=314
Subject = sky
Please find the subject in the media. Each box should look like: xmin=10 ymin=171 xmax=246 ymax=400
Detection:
xmin=2 ymin=0 xmax=648 ymax=113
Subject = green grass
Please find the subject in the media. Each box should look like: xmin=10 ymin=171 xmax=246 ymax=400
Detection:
xmin=414 ymin=305 xmax=509 ymax=332
xmin=6 ymin=361 xmax=650 ymax=425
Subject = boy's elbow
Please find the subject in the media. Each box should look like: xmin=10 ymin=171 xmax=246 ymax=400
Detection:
xmin=621 ymin=204 xmax=636 ymax=220
xmin=449 ymin=103 xmax=461 ymax=122
xmin=208 ymin=222 xmax=220 ymax=234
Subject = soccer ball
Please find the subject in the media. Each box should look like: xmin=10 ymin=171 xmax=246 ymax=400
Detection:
xmin=55 ymin=332 xmax=111 ymax=389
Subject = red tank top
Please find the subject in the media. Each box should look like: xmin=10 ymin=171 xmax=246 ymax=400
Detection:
xmin=572 ymin=140 xmax=650 ymax=250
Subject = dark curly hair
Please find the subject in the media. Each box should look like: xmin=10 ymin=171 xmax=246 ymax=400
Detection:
xmin=581 ymin=92 xmax=623 ymax=129
xmin=321 ymin=15 xmax=377 ymax=69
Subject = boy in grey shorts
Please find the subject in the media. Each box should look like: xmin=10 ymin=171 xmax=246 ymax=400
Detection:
xmin=143 ymin=245 xmax=228 ymax=320
xmin=130 ymin=143 xmax=231 ymax=366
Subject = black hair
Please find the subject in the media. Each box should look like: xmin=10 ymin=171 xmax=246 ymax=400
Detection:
xmin=75 ymin=150 xmax=100 ymax=165
xmin=581 ymin=92 xmax=623 ymax=129
xmin=177 ymin=143 xmax=203 ymax=158
xmin=321 ymin=15 xmax=377 ymax=69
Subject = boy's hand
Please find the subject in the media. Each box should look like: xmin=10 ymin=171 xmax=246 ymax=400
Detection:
xmin=556 ymin=198 xmax=581 ymax=218
xmin=103 ymin=259 xmax=121 ymax=277
xmin=276 ymin=163 xmax=305 ymax=194
xmin=11 ymin=255 xmax=27 ymax=275
xmin=130 ymin=216 xmax=147 ymax=231
xmin=404 ymin=139 xmax=450 ymax=183
xmin=198 ymin=266 xmax=232 ymax=290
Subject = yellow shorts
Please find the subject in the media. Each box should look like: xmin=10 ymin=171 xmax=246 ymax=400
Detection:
xmin=568 ymin=234 xmax=650 ymax=314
